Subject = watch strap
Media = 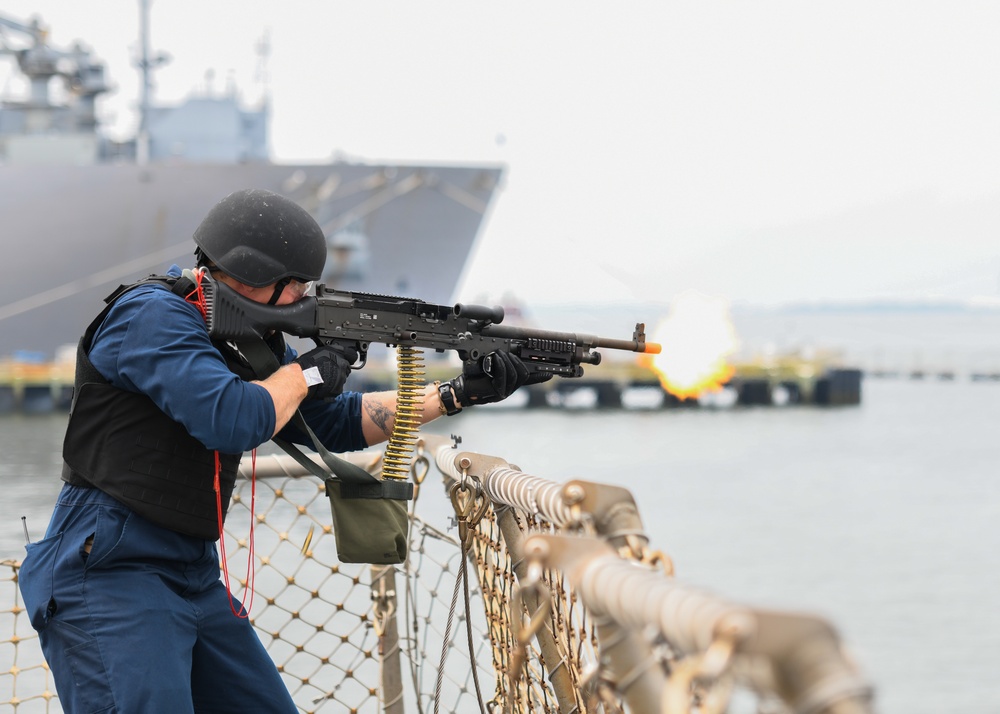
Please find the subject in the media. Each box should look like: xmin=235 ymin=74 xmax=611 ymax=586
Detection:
xmin=438 ymin=381 xmax=463 ymax=416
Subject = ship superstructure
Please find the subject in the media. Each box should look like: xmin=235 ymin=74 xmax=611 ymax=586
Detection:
xmin=0 ymin=7 xmax=503 ymax=358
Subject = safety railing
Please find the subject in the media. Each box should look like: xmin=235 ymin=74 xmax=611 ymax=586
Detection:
xmin=2 ymin=434 xmax=874 ymax=713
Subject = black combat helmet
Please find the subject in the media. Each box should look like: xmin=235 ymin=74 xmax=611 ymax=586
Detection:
xmin=193 ymin=188 xmax=327 ymax=287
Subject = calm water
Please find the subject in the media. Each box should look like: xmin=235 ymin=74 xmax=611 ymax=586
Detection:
xmin=2 ymin=377 xmax=998 ymax=712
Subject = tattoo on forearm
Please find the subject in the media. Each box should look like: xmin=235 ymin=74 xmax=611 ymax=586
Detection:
xmin=365 ymin=400 xmax=395 ymax=437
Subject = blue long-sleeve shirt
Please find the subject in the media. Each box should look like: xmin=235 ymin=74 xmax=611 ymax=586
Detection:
xmin=87 ymin=267 xmax=367 ymax=455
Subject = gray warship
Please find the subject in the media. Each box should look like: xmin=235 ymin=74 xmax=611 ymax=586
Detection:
xmin=0 ymin=7 xmax=503 ymax=360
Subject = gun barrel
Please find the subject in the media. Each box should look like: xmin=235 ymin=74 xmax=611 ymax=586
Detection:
xmin=482 ymin=324 xmax=661 ymax=355
xmin=595 ymin=336 xmax=662 ymax=354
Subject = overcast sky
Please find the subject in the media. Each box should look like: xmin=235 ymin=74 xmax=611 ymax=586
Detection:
xmin=2 ymin=1 xmax=998 ymax=308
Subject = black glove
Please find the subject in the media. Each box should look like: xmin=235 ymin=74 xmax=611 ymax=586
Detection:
xmin=449 ymin=351 xmax=551 ymax=408
xmin=295 ymin=344 xmax=358 ymax=400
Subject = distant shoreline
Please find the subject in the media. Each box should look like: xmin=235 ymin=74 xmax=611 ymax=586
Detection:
xmin=523 ymin=299 xmax=1000 ymax=315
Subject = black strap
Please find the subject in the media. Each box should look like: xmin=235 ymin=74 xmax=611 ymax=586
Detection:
xmin=237 ymin=339 xmax=412 ymax=500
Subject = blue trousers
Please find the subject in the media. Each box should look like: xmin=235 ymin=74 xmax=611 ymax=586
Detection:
xmin=18 ymin=484 xmax=297 ymax=714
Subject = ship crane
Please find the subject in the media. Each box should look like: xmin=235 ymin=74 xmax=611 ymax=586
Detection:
xmin=0 ymin=12 xmax=111 ymax=131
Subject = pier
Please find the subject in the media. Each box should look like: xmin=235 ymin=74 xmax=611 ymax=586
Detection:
xmin=313 ymin=357 xmax=863 ymax=412
xmin=0 ymin=356 xmax=74 ymax=415
xmin=512 ymin=366 xmax=863 ymax=409
xmin=10 ymin=347 xmax=1000 ymax=415
xmin=0 ymin=355 xmax=868 ymax=415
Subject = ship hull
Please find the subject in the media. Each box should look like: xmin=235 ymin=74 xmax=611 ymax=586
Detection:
xmin=0 ymin=162 xmax=503 ymax=357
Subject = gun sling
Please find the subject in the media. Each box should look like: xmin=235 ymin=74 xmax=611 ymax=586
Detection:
xmin=236 ymin=339 xmax=412 ymax=500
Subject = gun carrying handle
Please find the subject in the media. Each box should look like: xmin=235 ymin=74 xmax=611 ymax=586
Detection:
xmin=454 ymin=302 xmax=504 ymax=324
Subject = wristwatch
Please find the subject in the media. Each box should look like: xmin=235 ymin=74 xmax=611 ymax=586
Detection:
xmin=437 ymin=381 xmax=463 ymax=416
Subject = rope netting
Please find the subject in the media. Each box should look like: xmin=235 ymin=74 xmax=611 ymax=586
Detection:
xmin=1 ymin=560 xmax=56 ymax=712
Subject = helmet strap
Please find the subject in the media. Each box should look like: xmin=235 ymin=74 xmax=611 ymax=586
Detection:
xmin=268 ymin=278 xmax=291 ymax=305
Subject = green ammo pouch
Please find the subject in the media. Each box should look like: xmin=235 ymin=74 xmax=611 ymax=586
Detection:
xmin=325 ymin=479 xmax=410 ymax=564
xmin=273 ymin=415 xmax=414 ymax=565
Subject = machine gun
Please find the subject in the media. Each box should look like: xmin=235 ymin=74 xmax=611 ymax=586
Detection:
xmin=202 ymin=276 xmax=661 ymax=378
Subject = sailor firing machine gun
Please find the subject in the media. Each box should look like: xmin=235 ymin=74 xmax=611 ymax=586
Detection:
xmin=198 ymin=274 xmax=663 ymax=564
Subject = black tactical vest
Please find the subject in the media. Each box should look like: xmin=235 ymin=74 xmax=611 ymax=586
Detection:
xmin=61 ymin=276 xmax=259 ymax=541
